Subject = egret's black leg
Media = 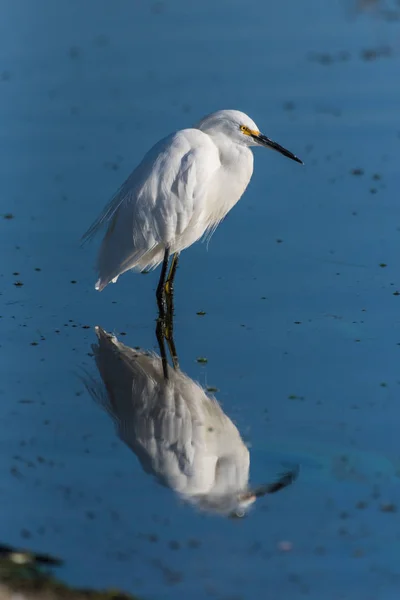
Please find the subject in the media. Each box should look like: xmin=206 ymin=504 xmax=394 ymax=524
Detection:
xmin=156 ymin=247 xmax=170 ymax=319
xmin=165 ymin=255 xmax=176 ymax=334
xmin=165 ymin=252 xmax=180 ymax=296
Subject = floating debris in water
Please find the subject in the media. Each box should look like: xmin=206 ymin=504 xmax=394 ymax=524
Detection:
xmin=196 ymin=357 xmax=208 ymax=364
xmin=309 ymin=46 xmax=393 ymax=64
xmin=308 ymin=51 xmax=350 ymax=65
xmin=277 ymin=540 xmax=293 ymax=552
xmin=283 ymin=101 xmax=295 ymax=111
xmin=168 ymin=540 xmax=180 ymax=551
xmin=380 ymin=503 xmax=397 ymax=513
xmin=151 ymin=1 xmax=166 ymax=15
xmin=361 ymin=45 xmax=392 ymax=61
xmin=68 ymin=46 xmax=82 ymax=60
xmin=93 ymin=34 xmax=110 ymax=48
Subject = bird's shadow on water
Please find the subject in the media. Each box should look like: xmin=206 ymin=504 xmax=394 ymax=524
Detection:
xmin=80 ymin=296 xmax=300 ymax=519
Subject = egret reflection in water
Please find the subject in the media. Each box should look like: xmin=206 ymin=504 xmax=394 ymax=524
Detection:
xmin=83 ymin=323 xmax=298 ymax=518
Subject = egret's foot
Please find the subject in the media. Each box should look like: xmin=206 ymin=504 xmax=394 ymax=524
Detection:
xmin=164 ymin=321 xmax=171 ymax=340
xmin=165 ymin=280 xmax=174 ymax=296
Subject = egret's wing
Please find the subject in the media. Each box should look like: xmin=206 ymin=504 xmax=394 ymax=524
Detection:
xmin=80 ymin=137 xmax=169 ymax=247
xmin=80 ymin=175 xmax=136 ymax=246
xmin=81 ymin=129 xmax=220 ymax=286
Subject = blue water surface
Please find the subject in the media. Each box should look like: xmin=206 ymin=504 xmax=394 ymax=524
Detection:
xmin=1 ymin=0 xmax=400 ymax=598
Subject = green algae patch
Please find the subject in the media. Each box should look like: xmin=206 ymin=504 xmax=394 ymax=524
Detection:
xmin=0 ymin=550 xmax=141 ymax=600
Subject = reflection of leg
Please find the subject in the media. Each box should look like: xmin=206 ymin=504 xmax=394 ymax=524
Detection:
xmin=156 ymin=317 xmax=169 ymax=380
xmin=165 ymin=315 xmax=179 ymax=370
xmin=165 ymin=284 xmax=179 ymax=370
xmin=165 ymin=252 xmax=180 ymax=295
xmin=156 ymin=247 xmax=170 ymax=319
xmin=167 ymin=335 xmax=179 ymax=370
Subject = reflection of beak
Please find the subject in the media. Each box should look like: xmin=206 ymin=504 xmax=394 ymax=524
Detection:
xmin=238 ymin=492 xmax=257 ymax=504
xmin=250 ymin=466 xmax=300 ymax=499
xmin=251 ymin=132 xmax=303 ymax=164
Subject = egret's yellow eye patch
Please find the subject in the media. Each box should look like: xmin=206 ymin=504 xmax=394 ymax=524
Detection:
xmin=240 ymin=125 xmax=260 ymax=137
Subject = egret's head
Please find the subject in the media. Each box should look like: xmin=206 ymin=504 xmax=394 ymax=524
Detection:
xmin=196 ymin=109 xmax=303 ymax=164
xmin=228 ymin=491 xmax=258 ymax=519
xmin=190 ymin=467 xmax=299 ymax=518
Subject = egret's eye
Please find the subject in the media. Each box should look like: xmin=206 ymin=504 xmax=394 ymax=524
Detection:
xmin=240 ymin=125 xmax=251 ymax=136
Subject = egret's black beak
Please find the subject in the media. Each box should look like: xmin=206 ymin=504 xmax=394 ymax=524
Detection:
xmin=251 ymin=133 xmax=303 ymax=164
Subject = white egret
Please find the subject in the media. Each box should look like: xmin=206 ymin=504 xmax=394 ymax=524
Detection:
xmin=82 ymin=109 xmax=302 ymax=304
xmin=83 ymin=326 xmax=299 ymax=518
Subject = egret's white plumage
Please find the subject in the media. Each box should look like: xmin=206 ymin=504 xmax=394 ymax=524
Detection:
xmin=83 ymin=327 xmax=298 ymax=517
xmin=82 ymin=109 xmax=302 ymax=291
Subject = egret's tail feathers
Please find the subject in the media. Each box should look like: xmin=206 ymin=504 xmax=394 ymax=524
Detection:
xmin=80 ymin=172 xmax=136 ymax=247
xmin=94 ymin=244 xmax=164 ymax=291
xmin=95 ymin=275 xmax=119 ymax=292
xmin=95 ymin=279 xmax=105 ymax=291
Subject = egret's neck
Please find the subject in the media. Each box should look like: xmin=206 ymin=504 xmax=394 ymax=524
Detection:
xmin=198 ymin=131 xmax=254 ymax=227
xmin=208 ymin=133 xmax=252 ymax=165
